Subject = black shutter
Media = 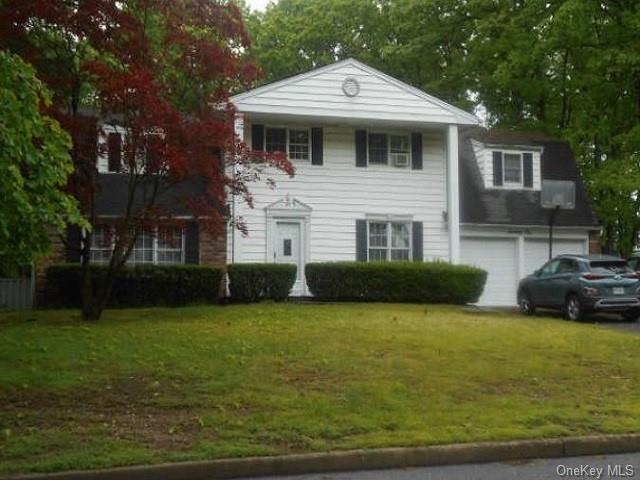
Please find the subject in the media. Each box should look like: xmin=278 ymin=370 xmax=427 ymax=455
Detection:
xmin=356 ymin=219 xmax=367 ymax=261
xmin=251 ymin=124 xmax=264 ymax=151
xmin=65 ymin=226 xmax=82 ymax=262
xmin=411 ymin=132 xmax=423 ymax=170
xmin=107 ymin=132 xmax=122 ymax=172
xmin=523 ymin=152 xmax=533 ymax=188
xmin=412 ymin=222 xmax=423 ymax=261
xmin=355 ymin=130 xmax=367 ymax=167
xmin=492 ymin=151 xmax=503 ymax=186
xmin=311 ymin=127 xmax=323 ymax=165
xmin=185 ymin=221 xmax=199 ymax=264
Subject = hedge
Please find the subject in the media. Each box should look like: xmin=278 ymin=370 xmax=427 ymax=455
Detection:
xmin=227 ymin=263 xmax=297 ymax=302
xmin=46 ymin=264 xmax=224 ymax=308
xmin=305 ymin=261 xmax=487 ymax=304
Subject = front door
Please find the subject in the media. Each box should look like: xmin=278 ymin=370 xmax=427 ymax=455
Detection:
xmin=274 ymin=221 xmax=303 ymax=295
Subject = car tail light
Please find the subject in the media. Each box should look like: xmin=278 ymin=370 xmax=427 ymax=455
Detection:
xmin=624 ymin=272 xmax=640 ymax=279
xmin=582 ymin=273 xmax=607 ymax=280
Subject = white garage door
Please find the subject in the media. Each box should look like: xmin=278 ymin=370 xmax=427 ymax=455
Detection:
xmin=461 ymin=237 xmax=518 ymax=306
xmin=523 ymin=238 xmax=587 ymax=277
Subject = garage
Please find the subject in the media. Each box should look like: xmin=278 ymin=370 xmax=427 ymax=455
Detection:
xmin=523 ymin=238 xmax=587 ymax=277
xmin=461 ymin=237 xmax=518 ymax=306
xmin=461 ymin=235 xmax=588 ymax=306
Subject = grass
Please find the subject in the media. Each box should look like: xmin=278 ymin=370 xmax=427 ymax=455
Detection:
xmin=1 ymin=303 xmax=640 ymax=474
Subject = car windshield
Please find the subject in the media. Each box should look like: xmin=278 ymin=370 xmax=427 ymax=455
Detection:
xmin=588 ymin=261 xmax=631 ymax=274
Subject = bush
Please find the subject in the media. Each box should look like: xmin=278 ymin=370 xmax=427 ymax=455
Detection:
xmin=227 ymin=263 xmax=297 ymax=302
xmin=46 ymin=264 xmax=224 ymax=308
xmin=305 ymin=261 xmax=487 ymax=304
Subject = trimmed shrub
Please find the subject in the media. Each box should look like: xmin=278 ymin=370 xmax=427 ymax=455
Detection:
xmin=305 ymin=261 xmax=487 ymax=304
xmin=46 ymin=264 xmax=224 ymax=308
xmin=227 ymin=263 xmax=297 ymax=302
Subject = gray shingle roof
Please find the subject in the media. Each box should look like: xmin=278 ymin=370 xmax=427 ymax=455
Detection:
xmin=460 ymin=129 xmax=599 ymax=228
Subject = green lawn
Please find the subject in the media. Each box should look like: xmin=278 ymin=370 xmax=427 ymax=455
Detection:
xmin=1 ymin=304 xmax=640 ymax=474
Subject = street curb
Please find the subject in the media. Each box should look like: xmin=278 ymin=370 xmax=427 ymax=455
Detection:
xmin=4 ymin=434 xmax=640 ymax=480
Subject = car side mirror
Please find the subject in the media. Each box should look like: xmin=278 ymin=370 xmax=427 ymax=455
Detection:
xmin=534 ymin=269 xmax=541 ymax=277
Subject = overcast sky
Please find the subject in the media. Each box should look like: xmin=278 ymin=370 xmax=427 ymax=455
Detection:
xmin=244 ymin=0 xmax=272 ymax=11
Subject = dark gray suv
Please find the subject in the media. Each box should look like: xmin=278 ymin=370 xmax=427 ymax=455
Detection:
xmin=517 ymin=254 xmax=640 ymax=321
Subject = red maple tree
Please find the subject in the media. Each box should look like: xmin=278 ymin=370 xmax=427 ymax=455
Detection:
xmin=1 ymin=0 xmax=293 ymax=320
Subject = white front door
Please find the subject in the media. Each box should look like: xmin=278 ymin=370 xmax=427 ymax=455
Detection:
xmin=275 ymin=221 xmax=303 ymax=295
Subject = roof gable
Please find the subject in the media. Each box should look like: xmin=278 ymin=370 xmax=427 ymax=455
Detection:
xmin=233 ymin=59 xmax=478 ymax=126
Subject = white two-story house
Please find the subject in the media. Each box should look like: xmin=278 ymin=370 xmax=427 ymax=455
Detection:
xmin=228 ymin=58 xmax=600 ymax=305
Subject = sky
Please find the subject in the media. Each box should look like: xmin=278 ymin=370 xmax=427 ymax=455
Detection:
xmin=244 ymin=0 xmax=271 ymax=11
xmin=245 ymin=0 xmax=271 ymax=10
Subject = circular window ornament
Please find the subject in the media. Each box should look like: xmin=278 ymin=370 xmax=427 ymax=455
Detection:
xmin=342 ymin=77 xmax=360 ymax=97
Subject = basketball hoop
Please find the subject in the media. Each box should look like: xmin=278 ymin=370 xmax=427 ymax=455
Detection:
xmin=541 ymin=181 xmax=576 ymax=260
xmin=542 ymin=180 xmax=575 ymax=210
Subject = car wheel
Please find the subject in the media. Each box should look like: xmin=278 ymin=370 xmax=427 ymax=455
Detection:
xmin=518 ymin=292 xmax=536 ymax=316
xmin=564 ymin=294 xmax=584 ymax=321
xmin=622 ymin=309 xmax=640 ymax=323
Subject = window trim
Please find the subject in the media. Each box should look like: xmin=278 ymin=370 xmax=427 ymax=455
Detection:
xmin=492 ymin=149 xmax=539 ymax=189
xmin=502 ymin=152 xmax=523 ymax=186
xmin=89 ymin=225 xmax=185 ymax=265
xmin=366 ymin=131 xmax=411 ymax=168
xmin=265 ymin=125 xmax=311 ymax=162
xmin=366 ymin=219 xmax=412 ymax=261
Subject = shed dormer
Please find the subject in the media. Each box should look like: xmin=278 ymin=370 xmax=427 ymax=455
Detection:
xmin=471 ymin=139 xmax=543 ymax=191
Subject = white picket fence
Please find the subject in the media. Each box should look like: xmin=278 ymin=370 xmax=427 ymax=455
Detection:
xmin=0 ymin=275 xmax=34 ymax=310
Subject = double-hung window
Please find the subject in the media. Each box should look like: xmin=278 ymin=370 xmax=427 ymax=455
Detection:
xmin=265 ymin=127 xmax=310 ymax=161
xmin=503 ymin=153 xmax=522 ymax=185
xmin=89 ymin=226 xmax=184 ymax=265
xmin=367 ymin=133 xmax=410 ymax=167
xmin=367 ymin=221 xmax=411 ymax=261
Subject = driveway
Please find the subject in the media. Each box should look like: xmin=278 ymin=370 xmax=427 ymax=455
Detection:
xmin=237 ymin=452 xmax=640 ymax=480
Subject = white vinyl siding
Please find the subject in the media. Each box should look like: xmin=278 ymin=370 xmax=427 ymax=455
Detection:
xmin=229 ymin=125 xmax=449 ymax=264
xmin=233 ymin=61 xmax=471 ymax=125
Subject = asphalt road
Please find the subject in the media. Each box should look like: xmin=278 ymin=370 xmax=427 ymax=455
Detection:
xmin=237 ymin=452 xmax=640 ymax=480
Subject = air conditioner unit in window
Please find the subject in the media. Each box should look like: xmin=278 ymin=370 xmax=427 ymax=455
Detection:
xmin=391 ymin=153 xmax=409 ymax=167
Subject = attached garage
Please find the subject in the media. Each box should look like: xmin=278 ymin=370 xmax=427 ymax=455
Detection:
xmin=461 ymin=237 xmax=518 ymax=306
xmin=461 ymin=233 xmax=588 ymax=306
xmin=523 ymin=238 xmax=587 ymax=277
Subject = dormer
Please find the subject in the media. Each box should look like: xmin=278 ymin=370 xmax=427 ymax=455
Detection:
xmin=471 ymin=139 xmax=543 ymax=191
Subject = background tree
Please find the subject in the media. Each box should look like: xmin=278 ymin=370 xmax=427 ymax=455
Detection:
xmin=247 ymin=0 xmax=640 ymax=255
xmin=1 ymin=0 xmax=292 ymax=320
xmin=0 ymin=51 xmax=84 ymax=275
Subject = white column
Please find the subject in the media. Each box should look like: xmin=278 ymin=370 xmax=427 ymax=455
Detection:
xmin=447 ymin=124 xmax=460 ymax=264
xmin=229 ymin=113 xmax=245 ymax=263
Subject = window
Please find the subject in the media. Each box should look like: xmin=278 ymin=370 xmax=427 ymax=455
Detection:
xmin=368 ymin=133 xmax=388 ymax=165
xmin=540 ymin=259 xmax=560 ymax=276
xmin=130 ymin=229 xmax=154 ymax=264
xmin=157 ymin=227 xmax=184 ymax=264
xmin=367 ymin=133 xmax=410 ymax=167
xmin=265 ymin=127 xmax=310 ymax=161
xmin=288 ymin=129 xmax=310 ymax=161
xmin=90 ymin=226 xmax=113 ymax=263
xmin=503 ymin=153 xmax=522 ymax=184
xmin=265 ymin=127 xmax=287 ymax=153
xmin=368 ymin=221 xmax=411 ymax=261
xmin=89 ymin=226 xmax=184 ymax=265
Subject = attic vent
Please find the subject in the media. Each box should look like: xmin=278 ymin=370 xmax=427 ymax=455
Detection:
xmin=342 ymin=77 xmax=360 ymax=97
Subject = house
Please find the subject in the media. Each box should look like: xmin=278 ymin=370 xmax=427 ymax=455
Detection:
xmin=228 ymin=58 xmax=599 ymax=306
xmin=35 ymin=116 xmax=226 ymax=304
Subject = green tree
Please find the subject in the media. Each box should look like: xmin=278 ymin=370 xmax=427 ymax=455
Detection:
xmin=0 ymin=51 xmax=84 ymax=273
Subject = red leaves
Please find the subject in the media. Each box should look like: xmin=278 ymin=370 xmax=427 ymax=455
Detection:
xmin=3 ymin=0 xmax=293 ymax=238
